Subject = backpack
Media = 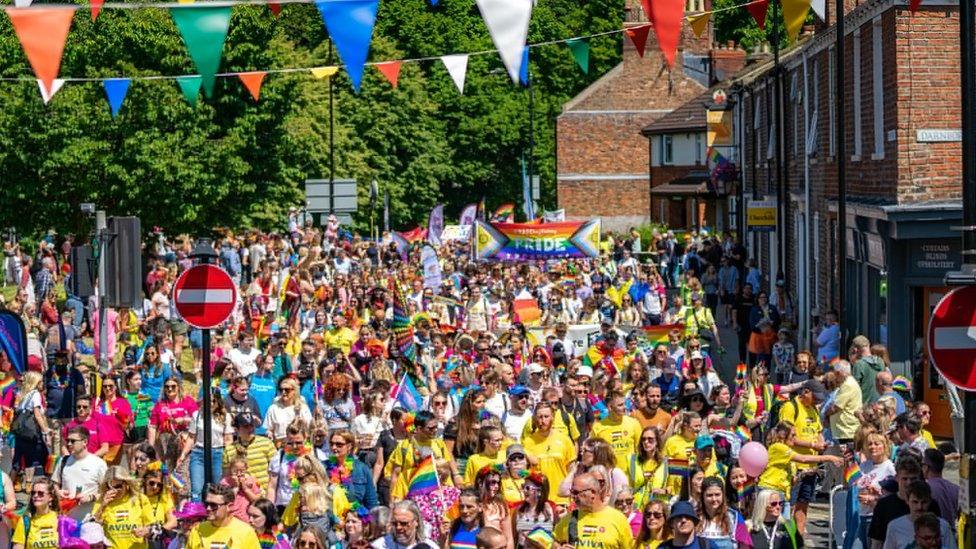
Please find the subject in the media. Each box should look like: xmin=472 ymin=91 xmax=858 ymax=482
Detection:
xmin=767 ymin=396 xmax=798 ymax=431
xmin=11 ymin=391 xmax=42 ymax=441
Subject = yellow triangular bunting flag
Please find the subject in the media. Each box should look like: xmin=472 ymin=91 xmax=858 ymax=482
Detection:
xmin=689 ymin=12 xmax=710 ymax=39
xmin=310 ymin=66 xmax=339 ymax=79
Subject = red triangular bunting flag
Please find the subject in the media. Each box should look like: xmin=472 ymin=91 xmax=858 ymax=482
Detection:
xmin=625 ymin=24 xmax=651 ymax=58
xmin=376 ymin=61 xmax=402 ymax=88
xmin=909 ymin=0 xmax=921 ymax=11
xmin=91 ymin=0 xmax=103 ymax=21
xmin=746 ymin=0 xmax=770 ymax=30
xmin=643 ymin=0 xmax=684 ymax=67
xmin=5 ymin=7 xmax=77 ymax=95
xmin=238 ymin=71 xmax=266 ymax=101
xmin=268 ymin=3 xmax=281 ymax=16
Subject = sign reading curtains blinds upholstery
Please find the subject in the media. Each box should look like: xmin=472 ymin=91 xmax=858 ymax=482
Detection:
xmin=872 ymin=17 xmax=884 ymax=158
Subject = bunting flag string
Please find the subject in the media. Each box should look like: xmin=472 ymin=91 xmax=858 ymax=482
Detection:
xmin=566 ymin=39 xmax=589 ymax=74
xmin=374 ymin=60 xmax=401 ymax=87
xmin=5 ymin=7 xmax=77 ymax=94
xmin=624 ymin=24 xmax=650 ymax=57
xmin=176 ymin=74 xmax=202 ymax=106
xmin=37 ymin=78 xmax=64 ymax=104
xmin=746 ymin=0 xmax=770 ymax=30
xmin=476 ymin=0 xmax=533 ymax=84
xmin=171 ymin=6 xmax=233 ymax=98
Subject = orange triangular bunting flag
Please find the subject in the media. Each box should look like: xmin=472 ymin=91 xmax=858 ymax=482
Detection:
xmin=238 ymin=71 xmax=266 ymax=101
xmin=268 ymin=2 xmax=281 ymax=16
xmin=91 ymin=0 xmax=103 ymax=21
xmin=376 ymin=61 xmax=402 ymax=88
xmin=689 ymin=12 xmax=710 ymax=38
xmin=5 ymin=7 xmax=77 ymax=94
xmin=625 ymin=24 xmax=651 ymax=58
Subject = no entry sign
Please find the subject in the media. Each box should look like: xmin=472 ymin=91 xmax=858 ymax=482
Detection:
xmin=173 ymin=264 xmax=237 ymax=329
xmin=927 ymin=285 xmax=976 ymax=391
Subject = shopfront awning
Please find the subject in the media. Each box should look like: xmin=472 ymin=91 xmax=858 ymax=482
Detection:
xmin=650 ymin=174 xmax=723 ymax=197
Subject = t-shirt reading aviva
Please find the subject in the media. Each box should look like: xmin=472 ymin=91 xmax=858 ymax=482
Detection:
xmin=11 ymin=511 xmax=59 ymax=549
xmin=554 ymin=506 xmax=634 ymax=549
xmin=590 ymin=415 xmax=642 ymax=470
xmin=185 ymin=516 xmax=261 ymax=549
xmin=94 ymin=495 xmax=153 ymax=549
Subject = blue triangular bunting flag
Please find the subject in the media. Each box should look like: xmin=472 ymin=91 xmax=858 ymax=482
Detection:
xmin=314 ymin=0 xmax=379 ymax=92
xmin=519 ymin=46 xmax=529 ymax=86
xmin=103 ymin=78 xmax=130 ymax=118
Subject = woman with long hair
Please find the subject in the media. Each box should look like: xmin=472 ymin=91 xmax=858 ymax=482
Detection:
xmin=351 ymin=390 xmax=386 ymax=470
xmin=326 ymin=429 xmax=378 ymax=508
xmin=148 ymin=377 xmax=197 ymax=471
xmin=697 ymin=476 xmax=750 ymax=548
xmin=318 ymin=373 xmax=355 ymax=432
xmin=748 ymin=489 xmax=803 ymax=548
xmin=850 ymin=431 xmax=895 ymax=547
xmin=123 ymin=370 xmax=155 ymax=452
xmin=631 ymin=425 xmax=667 ymax=509
xmin=558 ymin=437 xmax=628 ymax=505
xmin=93 ymin=466 xmax=152 ymax=548
xmin=663 ymin=411 xmax=703 ymax=494
xmin=129 ymin=442 xmax=158 ymax=479
xmin=441 ymin=489 xmax=483 ymax=549
xmin=11 ymin=371 xmax=49 ymax=489
xmin=264 ymin=376 xmax=313 ymax=445
xmin=463 ymin=426 xmax=507 ymax=486
xmin=473 ymin=466 xmax=514 ymax=549
xmin=634 ymin=499 xmax=671 ymax=549
xmin=11 ymin=477 xmax=60 ymax=549
xmin=511 ymin=470 xmax=554 ymax=544
xmin=95 ymin=375 xmax=133 ymax=465
xmin=140 ymin=344 xmax=176 ymax=402
xmin=180 ymin=389 xmax=233 ymax=501
xmin=444 ymin=388 xmax=486 ymax=474
xmin=142 ymin=465 xmax=178 ymax=549
xmin=248 ymin=498 xmax=288 ymax=549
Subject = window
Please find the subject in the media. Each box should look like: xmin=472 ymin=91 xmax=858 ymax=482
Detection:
xmin=792 ymin=71 xmax=800 ymax=157
xmin=828 ymin=46 xmax=835 ymax=157
xmin=853 ymin=28 xmax=862 ymax=159
xmin=661 ymin=135 xmax=674 ymax=165
xmin=809 ymin=58 xmax=820 ymax=156
xmin=695 ymin=133 xmax=702 ymax=164
xmin=872 ymin=17 xmax=885 ymax=159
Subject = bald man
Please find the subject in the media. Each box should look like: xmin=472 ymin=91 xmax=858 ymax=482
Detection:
xmin=475 ymin=527 xmax=508 ymax=549
xmin=554 ymin=473 xmax=633 ymax=549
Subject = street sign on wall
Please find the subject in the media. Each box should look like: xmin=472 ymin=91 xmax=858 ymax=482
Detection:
xmin=747 ymin=198 xmax=776 ymax=232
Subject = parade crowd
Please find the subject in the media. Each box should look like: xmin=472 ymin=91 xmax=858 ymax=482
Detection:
xmin=0 ymin=215 xmax=958 ymax=549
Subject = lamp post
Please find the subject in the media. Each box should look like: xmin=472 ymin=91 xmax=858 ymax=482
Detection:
xmin=188 ymin=238 xmax=218 ymax=487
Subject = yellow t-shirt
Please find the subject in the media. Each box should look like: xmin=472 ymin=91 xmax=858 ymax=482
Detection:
xmin=464 ymin=451 xmax=506 ymax=486
xmin=144 ymin=492 xmax=176 ymax=527
xmin=521 ymin=406 xmax=581 ymax=443
xmin=758 ymin=442 xmax=795 ymax=495
xmin=501 ymin=476 xmax=525 ymax=505
xmin=554 ymin=505 xmax=634 ymax=549
xmin=94 ymin=495 xmax=153 ymax=549
xmin=521 ymin=430 xmax=576 ymax=505
xmin=11 ymin=511 xmax=59 ymax=549
xmin=186 ymin=517 xmax=260 ymax=549
xmin=662 ymin=434 xmax=695 ymax=494
xmin=324 ymin=327 xmax=357 ymax=355
xmin=591 ymin=415 xmax=643 ymax=469
xmin=630 ymin=457 xmax=667 ymax=509
xmin=921 ymin=428 xmax=936 ymax=450
xmin=780 ymin=399 xmax=823 ymax=470
xmin=385 ymin=437 xmax=453 ymax=500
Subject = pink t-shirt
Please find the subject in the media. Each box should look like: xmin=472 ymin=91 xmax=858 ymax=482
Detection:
xmin=63 ymin=415 xmax=106 ymax=454
xmin=95 ymin=396 xmax=133 ymax=445
xmin=220 ymin=476 xmax=260 ymax=522
xmin=92 ymin=309 xmax=119 ymax=360
xmin=149 ymin=396 xmax=199 ymax=434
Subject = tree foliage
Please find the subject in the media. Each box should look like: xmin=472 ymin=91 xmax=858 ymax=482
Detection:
xmin=0 ymin=0 xmax=621 ymax=237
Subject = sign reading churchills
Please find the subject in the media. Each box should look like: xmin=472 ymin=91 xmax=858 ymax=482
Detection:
xmin=746 ymin=198 xmax=776 ymax=232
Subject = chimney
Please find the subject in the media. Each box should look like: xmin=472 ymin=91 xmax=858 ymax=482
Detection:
xmin=710 ymin=41 xmax=748 ymax=82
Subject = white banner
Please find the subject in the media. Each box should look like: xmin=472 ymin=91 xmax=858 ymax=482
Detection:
xmin=421 ymin=245 xmax=442 ymax=289
xmin=440 ymin=225 xmax=471 ymax=241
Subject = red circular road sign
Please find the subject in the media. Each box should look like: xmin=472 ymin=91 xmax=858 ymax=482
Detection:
xmin=927 ymin=285 xmax=976 ymax=391
xmin=172 ymin=264 xmax=238 ymax=330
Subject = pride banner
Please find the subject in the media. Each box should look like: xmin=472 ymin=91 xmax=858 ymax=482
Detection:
xmin=474 ymin=219 xmax=600 ymax=260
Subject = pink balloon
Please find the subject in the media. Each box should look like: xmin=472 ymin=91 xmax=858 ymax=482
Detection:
xmin=739 ymin=441 xmax=769 ymax=478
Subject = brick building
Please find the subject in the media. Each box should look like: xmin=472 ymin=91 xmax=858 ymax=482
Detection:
xmin=728 ymin=0 xmax=964 ymax=436
xmin=555 ymin=0 xmax=746 ymax=232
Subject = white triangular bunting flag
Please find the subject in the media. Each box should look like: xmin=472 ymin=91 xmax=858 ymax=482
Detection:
xmin=811 ymin=0 xmax=825 ymax=20
xmin=14 ymin=0 xmax=32 ymax=7
xmin=441 ymin=54 xmax=468 ymax=93
xmin=475 ymin=0 xmax=533 ymax=84
xmin=37 ymin=78 xmax=64 ymax=104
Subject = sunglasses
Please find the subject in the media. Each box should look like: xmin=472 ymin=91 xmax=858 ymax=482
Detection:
xmin=204 ymin=501 xmax=226 ymax=510
xmin=616 ymin=498 xmax=634 ymax=505
xmin=145 ymin=481 xmax=162 ymax=488
xmin=646 ymin=512 xmax=665 ymax=519
xmin=329 ymin=440 xmax=348 ymax=448
xmin=392 ymin=520 xmax=414 ymax=527
xmin=768 ymin=501 xmax=783 ymax=508
xmin=30 ymin=490 xmax=49 ymax=497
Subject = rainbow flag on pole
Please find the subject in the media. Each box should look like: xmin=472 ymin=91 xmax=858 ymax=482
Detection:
xmin=490 ymin=203 xmax=516 ymax=223
xmin=407 ymin=455 xmax=439 ymax=497
xmin=844 ymin=462 xmax=863 ymax=484
xmin=667 ymin=458 xmax=691 ymax=477
xmin=642 ymin=323 xmax=683 ymax=345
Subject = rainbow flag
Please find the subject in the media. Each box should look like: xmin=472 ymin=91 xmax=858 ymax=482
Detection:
xmin=45 ymin=455 xmax=60 ymax=476
xmin=0 ymin=376 xmax=16 ymax=402
xmin=407 ymin=455 xmax=438 ymax=497
xmin=667 ymin=458 xmax=691 ymax=477
xmin=844 ymin=462 xmax=862 ymax=484
xmin=735 ymin=479 xmax=756 ymax=500
xmin=490 ymin=203 xmax=515 ymax=223
xmin=169 ymin=472 xmax=188 ymax=493
xmin=390 ymin=280 xmax=417 ymax=363
xmin=526 ymin=527 xmax=555 ymax=549
xmin=642 ymin=323 xmax=683 ymax=345
xmin=735 ymin=424 xmax=752 ymax=442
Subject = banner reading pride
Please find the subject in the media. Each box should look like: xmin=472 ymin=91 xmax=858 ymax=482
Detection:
xmin=474 ymin=219 xmax=601 ymax=260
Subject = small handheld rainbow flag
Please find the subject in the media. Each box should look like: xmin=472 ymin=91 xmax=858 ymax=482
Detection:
xmin=667 ymin=458 xmax=690 ymax=477
xmin=735 ymin=478 xmax=756 ymax=500
xmin=735 ymin=424 xmax=752 ymax=443
xmin=642 ymin=323 xmax=683 ymax=346
xmin=169 ymin=471 xmax=188 ymax=493
xmin=735 ymin=363 xmax=748 ymax=390
xmin=844 ymin=462 xmax=862 ymax=484
xmin=407 ymin=455 xmax=439 ymax=496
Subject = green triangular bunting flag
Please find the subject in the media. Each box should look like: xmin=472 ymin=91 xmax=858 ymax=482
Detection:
xmin=171 ymin=6 xmax=232 ymax=98
xmin=566 ymin=38 xmax=589 ymax=74
xmin=177 ymin=75 xmax=203 ymax=106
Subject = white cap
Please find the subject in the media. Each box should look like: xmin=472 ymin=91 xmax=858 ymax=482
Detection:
xmin=576 ymin=365 xmax=594 ymax=378
xmin=691 ymin=350 xmax=704 ymax=360
xmin=81 ymin=522 xmax=113 ymax=547
xmin=528 ymin=363 xmax=546 ymax=374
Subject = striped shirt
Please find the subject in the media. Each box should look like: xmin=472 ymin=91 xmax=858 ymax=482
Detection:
xmin=223 ymin=434 xmax=276 ymax=489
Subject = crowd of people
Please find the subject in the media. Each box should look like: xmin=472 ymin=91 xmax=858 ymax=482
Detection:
xmin=0 ymin=216 xmax=958 ymax=549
